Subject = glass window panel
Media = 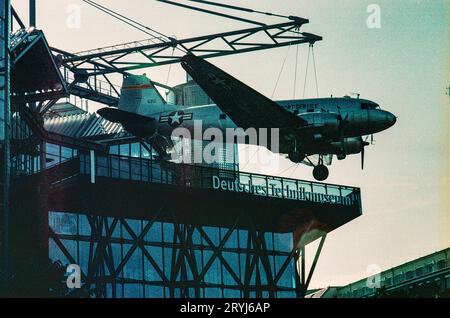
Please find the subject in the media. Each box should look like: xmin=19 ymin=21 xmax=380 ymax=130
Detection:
xmin=152 ymin=163 xmax=161 ymax=182
xmin=223 ymin=289 xmax=241 ymax=298
xmin=96 ymin=156 xmax=108 ymax=177
xmin=277 ymin=291 xmax=296 ymax=298
xmin=45 ymin=143 xmax=60 ymax=168
xmin=145 ymin=286 xmax=164 ymax=298
xmin=49 ymin=238 xmax=70 ymax=264
xmin=144 ymin=246 xmax=164 ymax=281
xmin=119 ymin=158 xmax=130 ymax=179
xmin=111 ymin=243 xmax=122 ymax=268
xmin=131 ymin=143 xmax=140 ymax=158
xmin=79 ymin=241 xmax=90 ymax=275
xmin=109 ymin=145 xmax=119 ymax=155
xmin=163 ymin=248 xmax=172 ymax=276
xmin=114 ymin=284 xmax=124 ymax=298
xmin=238 ymin=230 xmax=248 ymax=249
xmin=141 ymin=161 xmax=149 ymax=181
xmin=61 ymin=146 xmax=73 ymax=160
xmin=111 ymin=157 xmax=119 ymax=178
xmin=131 ymin=158 xmax=141 ymax=181
xmin=264 ymin=233 xmax=274 ymax=251
xmin=120 ymin=144 xmax=130 ymax=156
xmin=273 ymin=233 xmax=292 ymax=253
xmin=163 ymin=223 xmax=174 ymax=242
xmin=127 ymin=219 xmax=142 ymax=235
xmin=222 ymin=252 xmax=239 ymax=286
xmin=224 ymin=229 xmax=237 ymax=248
xmin=49 ymin=212 xmax=77 ymax=235
xmin=61 ymin=239 xmax=78 ymax=263
xmin=204 ymin=288 xmax=221 ymax=298
xmin=145 ymin=222 xmax=161 ymax=242
xmin=204 ymin=227 xmax=219 ymax=246
xmin=123 ymin=248 xmax=143 ymax=280
xmin=141 ymin=144 xmax=151 ymax=158
xmin=78 ymin=215 xmax=91 ymax=236
xmin=124 ymin=284 xmax=143 ymax=298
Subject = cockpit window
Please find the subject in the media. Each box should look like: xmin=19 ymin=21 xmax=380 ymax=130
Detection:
xmin=361 ymin=103 xmax=380 ymax=110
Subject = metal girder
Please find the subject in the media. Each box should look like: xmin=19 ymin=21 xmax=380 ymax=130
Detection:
xmin=61 ymin=19 xmax=321 ymax=76
xmin=1 ymin=0 xmax=11 ymax=277
xmin=49 ymin=210 xmax=308 ymax=298
xmin=50 ymin=17 xmax=321 ymax=107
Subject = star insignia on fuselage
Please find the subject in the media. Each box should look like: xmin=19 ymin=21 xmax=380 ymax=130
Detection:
xmin=159 ymin=111 xmax=193 ymax=127
xmin=207 ymin=73 xmax=229 ymax=89
xmin=169 ymin=111 xmax=183 ymax=125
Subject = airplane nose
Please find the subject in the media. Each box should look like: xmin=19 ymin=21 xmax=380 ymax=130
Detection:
xmin=366 ymin=109 xmax=396 ymax=134
xmin=386 ymin=111 xmax=397 ymax=128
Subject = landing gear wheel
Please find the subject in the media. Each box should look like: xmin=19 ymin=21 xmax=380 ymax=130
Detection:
xmin=313 ymin=165 xmax=329 ymax=181
xmin=288 ymin=151 xmax=305 ymax=163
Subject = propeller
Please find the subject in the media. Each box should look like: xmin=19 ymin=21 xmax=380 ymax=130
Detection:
xmin=361 ymin=146 xmax=365 ymax=170
xmin=336 ymin=106 xmax=350 ymax=153
xmin=361 ymin=139 xmax=370 ymax=170
xmin=336 ymin=106 xmax=350 ymax=130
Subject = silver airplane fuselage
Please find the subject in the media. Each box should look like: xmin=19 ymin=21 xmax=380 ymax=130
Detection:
xmin=145 ymin=96 xmax=396 ymax=157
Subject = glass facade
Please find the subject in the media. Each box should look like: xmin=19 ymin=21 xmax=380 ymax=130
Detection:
xmin=49 ymin=211 xmax=297 ymax=298
xmin=10 ymin=113 xmax=40 ymax=174
xmin=44 ymin=141 xmax=296 ymax=298
xmin=44 ymin=142 xmax=78 ymax=169
xmin=0 ymin=1 xmax=8 ymax=142
xmin=0 ymin=0 xmax=10 ymax=274
xmin=43 ymin=147 xmax=361 ymax=298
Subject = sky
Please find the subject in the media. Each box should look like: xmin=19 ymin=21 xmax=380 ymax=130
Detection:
xmin=11 ymin=0 xmax=449 ymax=289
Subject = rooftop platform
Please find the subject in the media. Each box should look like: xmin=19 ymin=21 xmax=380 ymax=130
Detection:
xmin=10 ymin=28 xmax=67 ymax=104
xmin=44 ymin=154 xmax=362 ymax=242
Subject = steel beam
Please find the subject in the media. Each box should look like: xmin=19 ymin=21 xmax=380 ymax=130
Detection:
xmin=61 ymin=20 xmax=320 ymax=76
xmin=49 ymin=212 xmax=303 ymax=297
xmin=50 ymin=17 xmax=321 ymax=107
xmin=29 ymin=0 xmax=35 ymax=27
xmin=1 ymin=0 xmax=11 ymax=277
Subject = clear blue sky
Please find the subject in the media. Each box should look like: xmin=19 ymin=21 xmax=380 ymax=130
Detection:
xmin=12 ymin=0 xmax=449 ymax=288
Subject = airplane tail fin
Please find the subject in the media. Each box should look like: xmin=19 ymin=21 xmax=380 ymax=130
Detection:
xmin=118 ymin=74 xmax=166 ymax=116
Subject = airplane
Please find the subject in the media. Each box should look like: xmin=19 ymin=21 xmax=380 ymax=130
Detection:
xmin=97 ymin=54 xmax=396 ymax=181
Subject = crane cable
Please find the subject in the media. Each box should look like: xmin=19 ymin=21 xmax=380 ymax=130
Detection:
xmin=164 ymin=46 xmax=176 ymax=96
xmin=303 ymin=44 xmax=320 ymax=98
xmin=271 ymin=43 xmax=291 ymax=99
xmin=82 ymin=0 xmax=167 ymax=42
xmin=302 ymin=46 xmax=311 ymax=98
xmin=240 ymin=146 xmax=260 ymax=170
xmin=311 ymin=45 xmax=320 ymax=97
xmin=278 ymin=162 xmax=296 ymax=175
xmin=293 ymin=44 xmax=300 ymax=99
xmin=82 ymin=0 xmax=187 ymax=54
xmin=185 ymin=0 xmax=291 ymax=20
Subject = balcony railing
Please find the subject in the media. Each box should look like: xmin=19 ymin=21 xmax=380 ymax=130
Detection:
xmin=79 ymin=153 xmax=361 ymax=208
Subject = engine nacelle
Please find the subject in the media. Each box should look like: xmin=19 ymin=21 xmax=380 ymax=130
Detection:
xmin=329 ymin=137 xmax=366 ymax=155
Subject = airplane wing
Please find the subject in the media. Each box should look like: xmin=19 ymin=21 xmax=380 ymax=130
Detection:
xmin=97 ymin=107 xmax=173 ymax=159
xmin=181 ymin=55 xmax=306 ymax=129
xmin=97 ymin=107 xmax=154 ymax=126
